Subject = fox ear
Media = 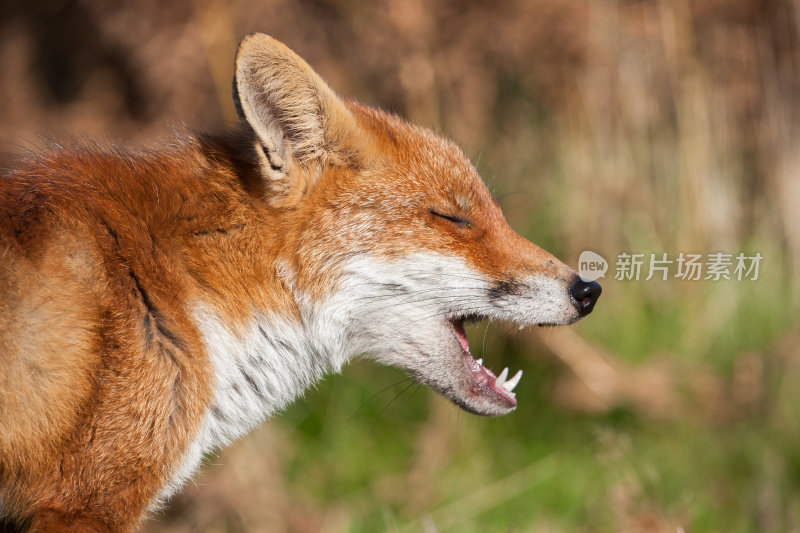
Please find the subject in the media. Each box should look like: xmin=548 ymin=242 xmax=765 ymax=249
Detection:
xmin=233 ymin=33 xmax=353 ymax=185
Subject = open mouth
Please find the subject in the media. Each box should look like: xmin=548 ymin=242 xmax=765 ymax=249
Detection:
xmin=451 ymin=317 xmax=522 ymax=408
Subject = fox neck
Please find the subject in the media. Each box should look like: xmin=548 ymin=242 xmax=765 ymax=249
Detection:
xmin=191 ymin=277 xmax=354 ymax=449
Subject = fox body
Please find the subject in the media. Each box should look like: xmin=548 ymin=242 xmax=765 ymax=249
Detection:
xmin=0 ymin=34 xmax=600 ymax=532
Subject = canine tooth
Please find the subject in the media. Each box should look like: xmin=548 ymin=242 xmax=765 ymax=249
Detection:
xmin=495 ymin=367 xmax=508 ymax=389
xmin=503 ymin=370 xmax=522 ymax=392
xmin=476 ymin=358 xmax=483 ymax=366
xmin=519 ymin=324 xmax=525 ymax=331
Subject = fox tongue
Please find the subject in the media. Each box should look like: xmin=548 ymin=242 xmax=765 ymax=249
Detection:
xmin=453 ymin=319 xmax=470 ymax=353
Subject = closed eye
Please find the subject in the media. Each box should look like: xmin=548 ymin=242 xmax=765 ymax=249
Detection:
xmin=428 ymin=209 xmax=472 ymax=228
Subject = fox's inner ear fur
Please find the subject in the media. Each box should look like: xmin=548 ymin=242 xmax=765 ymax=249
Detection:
xmin=234 ymin=33 xmax=354 ymax=193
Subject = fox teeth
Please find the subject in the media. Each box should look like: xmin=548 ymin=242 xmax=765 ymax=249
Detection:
xmin=502 ymin=370 xmax=522 ymax=392
xmin=495 ymin=367 xmax=509 ymax=389
xmin=476 ymin=358 xmax=483 ymax=366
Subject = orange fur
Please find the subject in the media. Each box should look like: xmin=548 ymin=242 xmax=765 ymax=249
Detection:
xmin=0 ymin=34 xmax=596 ymax=531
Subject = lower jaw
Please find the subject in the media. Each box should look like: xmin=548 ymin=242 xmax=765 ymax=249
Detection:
xmin=448 ymin=385 xmax=517 ymax=417
xmin=463 ymin=351 xmax=518 ymax=409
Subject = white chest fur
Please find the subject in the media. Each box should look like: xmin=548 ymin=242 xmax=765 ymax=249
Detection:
xmin=195 ymin=302 xmax=358 ymax=446
xmin=159 ymin=303 xmax=345 ymax=500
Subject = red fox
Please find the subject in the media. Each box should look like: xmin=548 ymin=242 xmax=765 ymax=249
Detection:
xmin=0 ymin=34 xmax=600 ymax=532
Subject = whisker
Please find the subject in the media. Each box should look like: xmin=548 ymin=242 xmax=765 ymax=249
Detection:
xmin=405 ymin=304 xmax=499 ymax=326
xmin=349 ymin=376 xmax=414 ymax=421
xmin=373 ymin=379 xmax=418 ymax=428
xmin=359 ymin=294 xmax=490 ymax=314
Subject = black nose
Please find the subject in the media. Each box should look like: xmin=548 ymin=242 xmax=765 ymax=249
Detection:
xmin=569 ymin=278 xmax=602 ymax=317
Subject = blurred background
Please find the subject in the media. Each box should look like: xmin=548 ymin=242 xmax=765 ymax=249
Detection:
xmin=1 ymin=0 xmax=798 ymax=531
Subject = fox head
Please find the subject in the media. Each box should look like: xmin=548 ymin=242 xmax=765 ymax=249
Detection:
xmin=231 ymin=33 xmax=601 ymax=417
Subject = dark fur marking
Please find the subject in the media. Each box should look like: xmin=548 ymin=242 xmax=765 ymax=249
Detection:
xmin=487 ymin=279 xmax=519 ymax=300
xmin=239 ymin=365 xmax=267 ymax=400
xmin=210 ymin=405 xmax=226 ymax=422
xmin=128 ymin=270 xmax=187 ymax=351
xmin=141 ymin=312 xmax=155 ymax=346
xmin=257 ymin=325 xmax=296 ymax=357
xmin=192 ymin=223 xmax=245 ymax=237
xmin=99 ymin=218 xmax=121 ymax=248
xmin=274 ymin=337 xmax=295 ymax=355
xmin=99 ymin=218 xmax=187 ymax=354
xmin=308 ymin=345 xmax=326 ymax=363
xmin=161 ymin=344 xmax=179 ymax=366
xmin=0 ymin=516 xmax=28 ymax=533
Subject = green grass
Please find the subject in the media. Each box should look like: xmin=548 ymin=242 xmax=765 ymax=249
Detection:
xmin=273 ymin=353 xmax=797 ymax=531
